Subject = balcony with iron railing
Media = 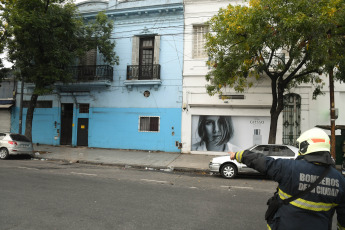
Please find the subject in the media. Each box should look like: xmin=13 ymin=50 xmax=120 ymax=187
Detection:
xmin=54 ymin=65 xmax=113 ymax=92
xmin=126 ymin=64 xmax=161 ymax=80
xmin=125 ymin=64 xmax=162 ymax=90
xmin=68 ymin=65 xmax=113 ymax=82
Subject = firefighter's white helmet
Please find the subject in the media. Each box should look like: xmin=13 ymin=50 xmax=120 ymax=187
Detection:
xmin=296 ymin=128 xmax=330 ymax=155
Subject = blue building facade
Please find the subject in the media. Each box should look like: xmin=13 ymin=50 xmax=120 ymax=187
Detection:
xmin=11 ymin=0 xmax=184 ymax=152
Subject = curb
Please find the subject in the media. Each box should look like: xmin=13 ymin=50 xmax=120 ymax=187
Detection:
xmin=34 ymin=156 xmax=211 ymax=175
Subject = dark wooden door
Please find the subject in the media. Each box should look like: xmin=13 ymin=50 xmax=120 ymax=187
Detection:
xmin=139 ymin=37 xmax=154 ymax=79
xmin=60 ymin=103 xmax=73 ymax=145
xmin=77 ymin=118 xmax=88 ymax=146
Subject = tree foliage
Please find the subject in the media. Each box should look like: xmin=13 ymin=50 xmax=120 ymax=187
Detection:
xmin=0 ymin=0 xmax=11 ymax=75
xmin=205 ymin=0 xmax=345 ymax=143
xmin=2 ymin=0 xmax=119 ymax=140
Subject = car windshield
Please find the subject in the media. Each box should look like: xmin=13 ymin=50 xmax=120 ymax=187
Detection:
xmin=10 ymin=134 xmax=31 ymax=142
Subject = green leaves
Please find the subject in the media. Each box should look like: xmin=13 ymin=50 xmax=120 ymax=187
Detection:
xmin=205 ymin=0 xmax=345 ymax=143
xmin=3 ymin=0 xmax=118 ymax=94
xmin=83 ymin=12 xmax=118 ymax=66
xmin=205 ymin=0 xmax=345 ymax=96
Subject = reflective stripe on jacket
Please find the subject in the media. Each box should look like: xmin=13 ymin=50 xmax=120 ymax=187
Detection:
xmin=235 ymin=150 xmax=345 ymax=230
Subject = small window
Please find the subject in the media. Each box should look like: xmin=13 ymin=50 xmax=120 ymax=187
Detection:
xmin=79 ymin=104 xmax=89 ymax=113
xmin=193 ymin=25 xmax=209 ymax=58
xmin=139 ymin=116 xmax=159 ymax=132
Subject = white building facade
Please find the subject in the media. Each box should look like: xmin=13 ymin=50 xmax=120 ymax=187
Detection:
xmin=181 ymin=0 xmax=345 ymax=159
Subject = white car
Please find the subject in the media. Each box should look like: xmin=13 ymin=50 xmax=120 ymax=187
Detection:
xmin=209 ymin=144 xmax=299 ymax=179
xmin=0 ymin=133 xmax=34 ymax=159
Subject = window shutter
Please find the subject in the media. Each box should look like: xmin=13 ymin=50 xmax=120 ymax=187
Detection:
xmin=153 ymin=35 xmax=160 ymax=64
xmin=80 ymin=48 xmax=97 ymax=65
xmin=132 ymin=36 xmax=140 ymax=65
xmin=193 ymin=25 xmax=208 ymax=58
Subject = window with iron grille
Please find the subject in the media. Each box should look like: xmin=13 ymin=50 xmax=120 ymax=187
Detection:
xmin=23 ymin=101 xmax=52 ymax=108
xmin=139 ymin=116 xmax=160 ymax=132
xmin=79 ymin=104 xmax=89 ymax=113
xmin=193 ymin=25 xmax=209 ymax=58
xmin=282 ymin=94 xmax=301 ymax=146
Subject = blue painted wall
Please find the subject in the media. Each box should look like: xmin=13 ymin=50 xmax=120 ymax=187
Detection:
xmin=11 ymin=106 xmax=182 ymax=152
xmin=11 ymin=0 xmax=184 ymax=153
xmin=11 ymin=107 xmax=59 ymax=146
xmin=89 ymin=108 xmax=181 ymax=152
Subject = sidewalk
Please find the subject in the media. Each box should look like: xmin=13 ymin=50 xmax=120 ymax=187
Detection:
xmin=33 ymin=144 xmax=216 ymax=174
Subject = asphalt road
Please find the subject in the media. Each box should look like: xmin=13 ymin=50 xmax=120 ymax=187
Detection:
xmin=0 ymin=157 xmax=338 ymax=230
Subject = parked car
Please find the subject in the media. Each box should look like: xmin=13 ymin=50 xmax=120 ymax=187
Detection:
xmin=209 ymin=144 xmax=299 ymax=179
xmin=0 ymin=133 xmax=34 ymax=159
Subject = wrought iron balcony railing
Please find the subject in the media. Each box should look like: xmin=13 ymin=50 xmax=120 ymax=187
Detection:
xmin=127 ymin=64 xmax=161 ymax=80
xmin=67 ymin=65 xmax=113 ymax=82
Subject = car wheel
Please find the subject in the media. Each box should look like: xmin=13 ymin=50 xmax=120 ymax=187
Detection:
xmin=0 ymin=148 xmax=9 ymax=160
xmin=220 ymin=163 xmax=238 ymax=179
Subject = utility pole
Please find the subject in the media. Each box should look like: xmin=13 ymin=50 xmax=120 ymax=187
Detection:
xmin=329 ymin=68 xmax=336 ymax=161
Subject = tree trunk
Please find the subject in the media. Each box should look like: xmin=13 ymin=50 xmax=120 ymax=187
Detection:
xmin=268 ymin=78 xmax=285 ymax=144
xmin=24 ymin=93 xmax=38 ymax=141
xmin=268 ymin=111 xmax=279 ymax=144
xmin=268 ymin=99 xmax=285 ymax=144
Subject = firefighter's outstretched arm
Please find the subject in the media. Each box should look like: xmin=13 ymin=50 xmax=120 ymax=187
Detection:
xmin=229 ymin=150 xmax=288 ymax=182
xmin=230 ymin=150 xmax=267 ymax=174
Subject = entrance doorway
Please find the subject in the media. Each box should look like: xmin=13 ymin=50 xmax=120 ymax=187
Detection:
xmin=60 ymin=103 xmax=73 ymax=145
xmin=77 ymin=118 xmax=88 ymax=146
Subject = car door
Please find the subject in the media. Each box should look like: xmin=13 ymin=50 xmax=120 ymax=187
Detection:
xmin=238 ymin=145 xmax=270 ymax=173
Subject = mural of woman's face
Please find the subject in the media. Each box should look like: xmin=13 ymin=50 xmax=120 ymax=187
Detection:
xmin=204 ymin=116 xmax=222 ymax=143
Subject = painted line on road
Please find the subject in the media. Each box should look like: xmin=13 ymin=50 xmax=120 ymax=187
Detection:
xmin=70 ymin=172 xmax=97 ymax=176
xmin=141 ymin=179 xmax=169 ymax=184
xmin=17 ymin=167 xmax=39 ymax=170
xmin=189 ymin=187 xmax=198 ymax=189
xmin=221 ymin=185 xmax=253 ymax=190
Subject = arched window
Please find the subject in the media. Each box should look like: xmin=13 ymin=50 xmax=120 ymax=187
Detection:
xmin=283 ymin=94 xmax=301 ymax=146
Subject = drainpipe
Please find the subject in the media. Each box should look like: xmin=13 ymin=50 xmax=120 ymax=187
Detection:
xmin=18 ymin=77 xmax=24 ymax=134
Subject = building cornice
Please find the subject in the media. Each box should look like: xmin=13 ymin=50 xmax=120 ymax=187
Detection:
xmin=81 ymin=3 xmax=183 ymax=20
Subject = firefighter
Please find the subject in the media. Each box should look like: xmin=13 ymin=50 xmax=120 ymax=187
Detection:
xmin=230 ymin=127 xmax=345 ymax=230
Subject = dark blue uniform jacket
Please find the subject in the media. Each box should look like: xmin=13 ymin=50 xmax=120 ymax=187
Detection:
xmin=235 ymin=150 xmax=345 ymax=230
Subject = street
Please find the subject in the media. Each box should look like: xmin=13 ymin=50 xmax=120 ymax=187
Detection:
xmin=0 ymin=158 xmax=338 ymax=230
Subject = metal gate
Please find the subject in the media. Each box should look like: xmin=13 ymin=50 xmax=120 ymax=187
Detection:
xmin=282 ymin=94 xmax=301 ymax=146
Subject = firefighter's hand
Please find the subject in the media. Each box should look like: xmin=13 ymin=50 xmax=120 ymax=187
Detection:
xmin=229 ymin=152 xmax=236 ymax=160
